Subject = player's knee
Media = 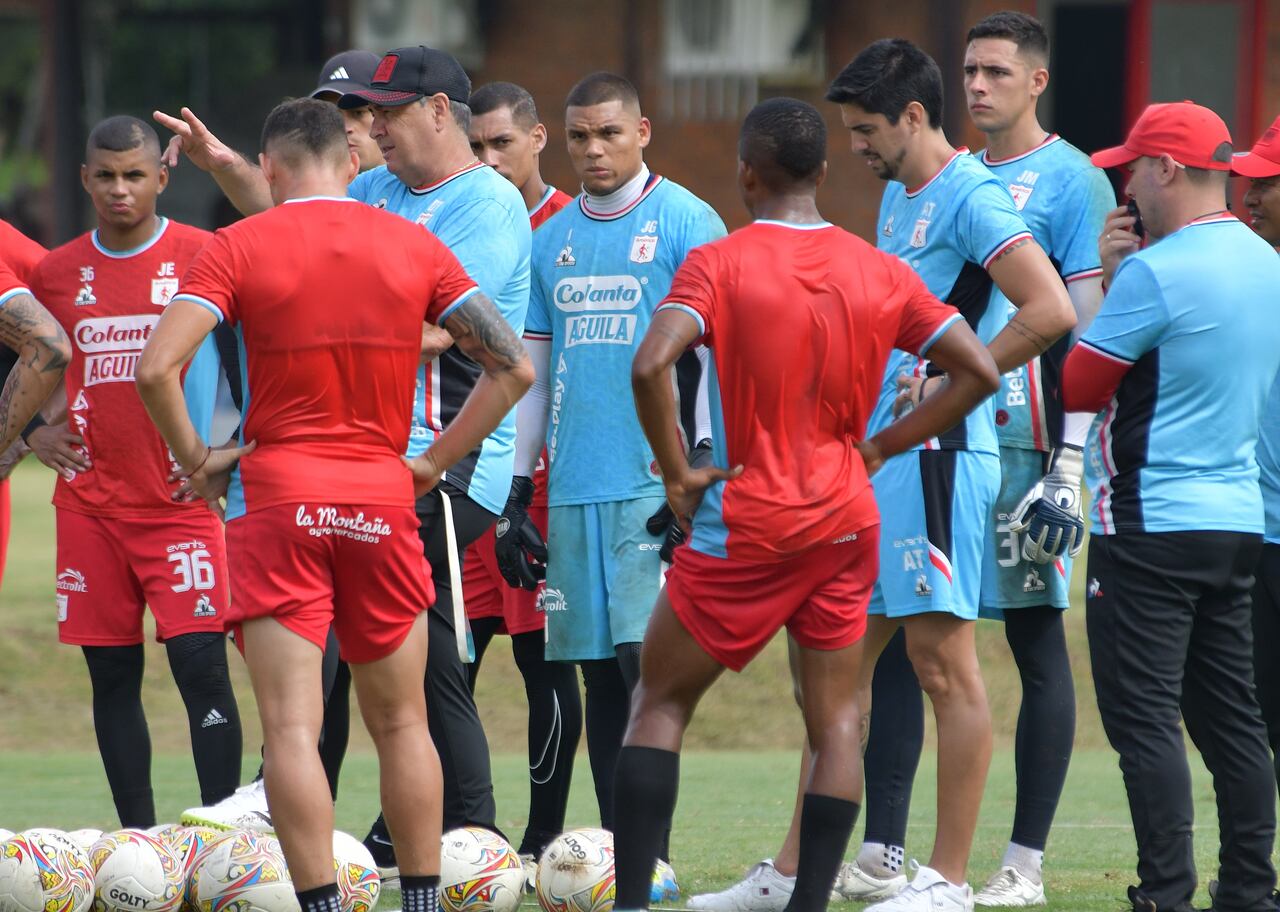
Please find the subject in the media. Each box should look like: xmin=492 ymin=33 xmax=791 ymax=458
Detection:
xmin=358 ymin=696 xmax=428 ymax=744
xmin=167 ymin=633 xmax=231 ymax=695
xmin=904 ymin=641 xmax=978 ymax=702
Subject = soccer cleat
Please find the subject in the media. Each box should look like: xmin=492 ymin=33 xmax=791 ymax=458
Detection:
xmin=686 ymin=859 xmax=795 ymax=912
xmin=974 ymin=867 xmax=1046 ymax=907
xmin=835 ymin=859 xmax=908 ymax=901
xmin=362 ymin=827 xmax=399 ymax=886
xmin=180 ymin=779 xmax=274 ymax=833
xmin=864 ymin=862 xmax=973 ymax=912
xmin=519 ymin=853 xmax=538 ymax=893
xmin=651 ymin=859 xmax=680 ymax=903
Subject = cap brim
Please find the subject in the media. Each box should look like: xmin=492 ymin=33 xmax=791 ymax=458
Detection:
xmin=1232 ymin=151 xmax=1280 ymax=178
xmin=311 ymin=81 xmax=368 ymax=100
xmin=338 ymin=88 xmax=423 ymax=109
xmin=1090 ymin=144 xmax=1139 ymax=169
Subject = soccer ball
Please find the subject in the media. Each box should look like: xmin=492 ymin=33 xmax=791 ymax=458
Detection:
xmin=90 ymin=829 xmax=184 ymax=912
xmin=0 ymin=832 xmax=12 ymax=844
xmin=534 ymin=829 xmax=615 ymax=912
xmin=151 ymin=828 xmax=220 ymax=882
xmin=66 ymin=832 xmax=103 ymax=855
xmin=331 ymin=832 xmax=379 ymax=912
xmin=439 ymin=828 xmax=525 ymax=912
xmin=0 ymin=828 xmax=95 ymax=912
xmin=188 ymin=830 xmax=298 ymax=912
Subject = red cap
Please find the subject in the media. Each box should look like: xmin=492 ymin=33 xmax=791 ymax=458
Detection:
xmin=1091 ymin=101 xmax=1233 ymax=171
xmin=1233 ymin=114 xmax=1280 ymax=178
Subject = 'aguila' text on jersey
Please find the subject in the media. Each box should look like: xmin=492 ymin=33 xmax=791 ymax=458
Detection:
xmin=348 ymin=161 xmax=531 ymax=515
xmin=525 ymin=174 xmax=726 ymax=507
xmin=980 ymin=135 xmax=1114 ymax=450
xmin=870 ymin=150 xmax=1032 ymax=454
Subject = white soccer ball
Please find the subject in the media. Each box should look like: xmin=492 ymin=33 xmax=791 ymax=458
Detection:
xmin=535 ymin=829 xmax=615 ymax=912
xmin=188 ymin=831 xmax=298 ymax=912
xmin=66 ymin=832 xmax=104 ymax=854
xmin=150 ymin=828 xmax=220 ymax=883
xmin=331 ymin=832 xmax=379 ymax=912
xmin=439 ymin=827 xmax=525 ymax=912
xmin=90 ymin=829 xmax=184 ymax=912
xmin=0 ymin=832 xmax=12 ymax=844
xmin=0 ymin=828 xmax=95 ymax=912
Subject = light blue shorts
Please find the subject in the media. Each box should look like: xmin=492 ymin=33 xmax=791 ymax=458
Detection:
xmin=543 ymin=496 xmax=667 ymax=661
xmin=867 ymin=449 xmax=1000 ymax=620
xmin=979 ymin=446 xmax=1073 ymax=618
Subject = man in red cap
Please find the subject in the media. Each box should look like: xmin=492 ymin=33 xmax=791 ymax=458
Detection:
xmin=1063 ymin=101 xmax=1280 ymax=912
xmin=1233 ymin=116 xmax=1280 ymax=795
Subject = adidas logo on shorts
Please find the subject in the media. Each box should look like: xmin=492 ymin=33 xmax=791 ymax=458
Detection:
xmin=201 ymin=709 xmax=228 ymax=729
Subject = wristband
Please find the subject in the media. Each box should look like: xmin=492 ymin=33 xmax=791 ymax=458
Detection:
xmin=189 ymin=445 xmax=213 ymax=476
xmin=20 ymin=413 xmax=45 ymax=444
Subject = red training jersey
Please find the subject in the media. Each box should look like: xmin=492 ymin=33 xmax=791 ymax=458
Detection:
xmin=659 ymin=220 xmax=961 ymax=563
xmin=527 ymin=186 xmax=572 ymax=509
xmin=31 ymin=218 xmax=214 ymax=517
xmin=175 ymin=197 xmax=480 ymax=515
xmin=0 ymin=219 xmax=47 ymax=283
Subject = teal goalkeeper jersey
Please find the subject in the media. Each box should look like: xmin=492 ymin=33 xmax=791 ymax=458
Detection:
xmin=525 ymin=173 xmax=726 ymax=507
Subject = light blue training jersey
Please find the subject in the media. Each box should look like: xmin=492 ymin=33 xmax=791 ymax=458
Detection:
xmin=348 ymin=162 xmax=531 ymax=514
xmin=870 ymin=150 xmax=1033 ymax=454
xmin=979 ymin=135 xmax=1115 ymax=450
xmin=1080 ymin=215 xmax=1280 ymax=535
xmin=1258 ymin=372 xmax=1280 ymax=544
xmin=525 ymin=173 xmax=726 ymax=507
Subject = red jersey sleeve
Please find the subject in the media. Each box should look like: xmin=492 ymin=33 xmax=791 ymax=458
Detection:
xmin=172 ymin=228 xmax=245 ymax=325
xmin=888 ymin=256 xmax=962 ymax=357
xmin=0 ymin=220 xmax=46 ymax=284
xmin=0 ymin=258 xmax=28 ymax=306
xmin=421 ymin=232 xmax=481 ymax=325
xmin=657 ymin=244 xmax=720 ymax=345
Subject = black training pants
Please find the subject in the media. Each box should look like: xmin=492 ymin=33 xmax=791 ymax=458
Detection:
xmin=1086 ymin=530 xmax=1276 ymax=912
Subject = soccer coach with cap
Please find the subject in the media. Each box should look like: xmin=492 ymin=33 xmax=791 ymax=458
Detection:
xmin=1063 ymin=101 xmax=1280 ymax=912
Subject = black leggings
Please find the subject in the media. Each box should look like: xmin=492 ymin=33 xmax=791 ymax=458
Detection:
xmin=470 ymin=619 xmax=583 ymax=857
xmin=84 ymin=632 xmax=241 ymax=827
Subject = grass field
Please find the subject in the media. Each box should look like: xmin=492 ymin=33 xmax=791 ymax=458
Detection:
xmin=0 ymin=459 xmax=1267 ymax=910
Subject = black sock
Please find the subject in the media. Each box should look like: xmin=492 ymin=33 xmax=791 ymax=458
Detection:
xmin=319 ymin=661 xmax=351 ymax=800
xmin=514 ymin=632 xmax=582 ymax=858
xmin=296 ymin=883 xmax=341 ymax=912
xmin=580 ymin=658 xmax=629 ymax=830
xmin=83 ymin=645 xmax=155 ymax=827
xmin=613 ymin=747 xmax=679 ymax=910
xmin=784 ymin=794 xmax=860 ymax=912
xmin=166 ymin=633 xmax=242 ymax=805
xmin=613 ymin=643 xmax=673 ymax=861
xmin=1005 ymin=607 xmax=1076 ymax=851
xmin=401 ymin=875 xmax=441 ymax=912
xmin=863 ymin=629 xmax=923 ymax=847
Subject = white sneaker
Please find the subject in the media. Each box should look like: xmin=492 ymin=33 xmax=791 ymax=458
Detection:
xmin=519 ymin=854 xmax=538 ymax=893
xmin=973 ymin=867 xmax=1045 ymax=907
xmin=687 ymin=859 xmax=796 ymax=912
xmin=180 ymin=780 xmax=274 ymax=833
xmin=864 ymin=863 xmax=973 ymax=912
xmin=835 ymin=859 xmax=908 ymax=901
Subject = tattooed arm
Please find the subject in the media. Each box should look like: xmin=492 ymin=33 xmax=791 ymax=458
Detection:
xmin=986 ymin=237 xmax=1076 ymax=374
xmin=0 ymin=291 xmax=70 ymax=455
xmin=405 ymin=292 xmax=533 ymax=495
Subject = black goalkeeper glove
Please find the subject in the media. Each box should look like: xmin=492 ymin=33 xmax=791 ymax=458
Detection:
xmin=645 ymin=439 xmax=713 ymax=563
xmin=1009 ymin=445 xmax=1085 ymax=563
xmin=494 ymin=475 xmax=547 ymax=590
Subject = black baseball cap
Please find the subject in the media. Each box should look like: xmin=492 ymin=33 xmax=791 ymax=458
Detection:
xmin=310 ymin=50 xmax=380 ymax=99
xmin=339 ymin=46 xmax=471 ymax=109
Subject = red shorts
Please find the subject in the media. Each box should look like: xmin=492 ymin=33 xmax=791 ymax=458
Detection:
xmin=665 ymin=526 xmax=880 ymax=672
xmin=55 ymin=508 xmax=230 ymax=646
xmin=225 ymin=503 xmax=432 ymax=664
xmin=462 ymin=504 xmax=547 ymax=635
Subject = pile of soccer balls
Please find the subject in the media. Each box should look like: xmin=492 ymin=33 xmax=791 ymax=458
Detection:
xmin=0 ymin=826 xmax=379 ymax=912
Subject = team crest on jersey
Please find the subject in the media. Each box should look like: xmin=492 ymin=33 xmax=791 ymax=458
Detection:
xmin=629 ymin=235 xmax=658 ymax=264
xmin=555 ymin=229 xmax=576 ymax=267
xmin=416 ymin=200 xmax=444 ymax=226
xmin=151 ymin=278 xmax=179 ymax=307
xmin=193 ymin=594 xmax=217 ymax=618
xmin=74 ymin=283 xmax=97 ymax=307
xmin=1008 ymin=185 xmax=1034 ymax=211
xmin=910 ymin=219 xmax=929 ymax=248
xmin=882 ymin=214 xmax=894 ymax=237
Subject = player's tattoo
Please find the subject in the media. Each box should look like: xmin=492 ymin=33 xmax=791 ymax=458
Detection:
xmin=444 ymin=291 xmax=527 ymax=374
xmin=1006 ymin=314 xmax=1054 ymax=356
xmin=0 ymin=292 xmax=71 ymax=451
xmin=990 ymin=236 xmax=1032 ymax=264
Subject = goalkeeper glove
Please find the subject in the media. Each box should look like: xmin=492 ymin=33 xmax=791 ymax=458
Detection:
xmin=494 ymin=475 xmax=547 ymax=590
xmin=645 ymin=439 xmax=713 ymax=563
xmin=1009 ymin=444 xmax=1085 ymax=564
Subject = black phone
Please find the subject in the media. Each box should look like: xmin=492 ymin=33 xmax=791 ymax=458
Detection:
xmin=1126 ymin=198 xmax=1145 ymax=240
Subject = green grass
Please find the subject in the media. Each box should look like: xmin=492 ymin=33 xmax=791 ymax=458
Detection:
xmin=0 ymin=459 xmax=1270 ymax=911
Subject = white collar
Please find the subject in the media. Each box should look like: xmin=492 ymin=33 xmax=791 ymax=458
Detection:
xmin=582 ymin=164 xmax=650 ymax=216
